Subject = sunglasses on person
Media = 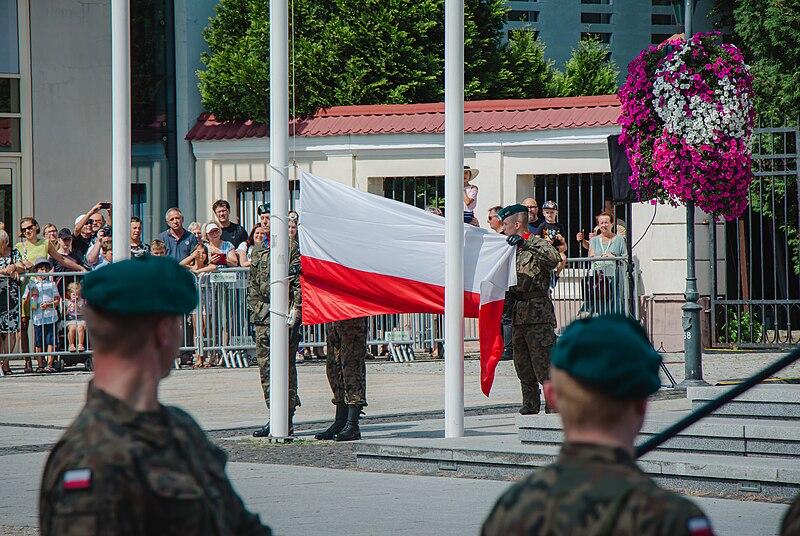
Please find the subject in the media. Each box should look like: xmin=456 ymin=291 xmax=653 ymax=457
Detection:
xmin=21 ymin=226 xmax=35 ymax=232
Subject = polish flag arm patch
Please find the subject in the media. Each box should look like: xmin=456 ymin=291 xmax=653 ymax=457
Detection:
xmin=63 ymin=468 xmax=93 ymax=491
xmin=687 ymin=516 xmax=714 ymax=536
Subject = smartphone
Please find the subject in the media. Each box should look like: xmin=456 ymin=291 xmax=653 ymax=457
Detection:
xmin=99 ymin=202 xmax=111 ymax=209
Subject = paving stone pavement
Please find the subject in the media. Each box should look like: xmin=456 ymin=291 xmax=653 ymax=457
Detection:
xmin=1 ymin=351 xmax=797 ymax=535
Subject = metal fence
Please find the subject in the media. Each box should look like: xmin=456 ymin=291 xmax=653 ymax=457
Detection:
xmin=0 ymin=256 xmax=629 ymax=374
xmin=709 ymin=117 xmax=800 ymax=348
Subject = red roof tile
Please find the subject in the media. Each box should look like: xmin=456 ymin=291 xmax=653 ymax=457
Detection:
xmin=185 ymin=95 xmax=620 ymax=141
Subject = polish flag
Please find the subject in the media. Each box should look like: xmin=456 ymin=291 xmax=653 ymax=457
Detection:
xmin=298 ymin=172 xmax=516 ymax=395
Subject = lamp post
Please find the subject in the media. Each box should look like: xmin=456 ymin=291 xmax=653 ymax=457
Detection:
xmin=673 ymin=0 xmax=708 ymax=389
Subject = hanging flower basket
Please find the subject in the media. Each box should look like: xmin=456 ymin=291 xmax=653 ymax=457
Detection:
xmin=618 ymin=32 xmax=755 ymax=220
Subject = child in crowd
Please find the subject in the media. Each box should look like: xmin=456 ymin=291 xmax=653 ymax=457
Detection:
xmin=22 ymin=258 xmax=61 ymax=373
xmin=64 ymin=282 xmax=86 ymax=352
xmin=150 ymin=239 xmax=167 ymax=256
xmin=540 ymin=201 xmax=568 ymax=277
xmin=463 ymin=166 xmax=479 ymax=224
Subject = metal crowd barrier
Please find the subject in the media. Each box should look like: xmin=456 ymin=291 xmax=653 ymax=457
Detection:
xmin=551 ymin=256 xmax=631 ymax=334
xmin=0 ymin=258 xmax=629 ymax=374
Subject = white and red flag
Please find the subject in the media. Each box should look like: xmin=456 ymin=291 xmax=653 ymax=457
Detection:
xmin=298 ymin=172 xmax=516 ymax=395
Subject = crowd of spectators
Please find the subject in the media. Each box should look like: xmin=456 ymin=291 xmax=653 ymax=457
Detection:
xmin=0 ymin=197 xmax=274 ymax=375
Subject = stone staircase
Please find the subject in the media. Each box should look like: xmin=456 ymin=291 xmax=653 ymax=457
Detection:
xmin=355 ymin=386 xmax=800 ymax=501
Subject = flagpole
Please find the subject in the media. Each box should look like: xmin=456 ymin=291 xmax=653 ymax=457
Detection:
xmin=269 ymin=0 xmax=290 ymax=437
xmin=111 ymin=0 xmax=131 ymax=260
xmin=444 ymin=0 xmax=465 ymax=438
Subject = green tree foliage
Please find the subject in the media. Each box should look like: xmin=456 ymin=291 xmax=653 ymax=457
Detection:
xmin=492 ymin=28 xmax=558 ymax=99
xmin=711 ymin=1 xmax=800 ymax=272
xmin=199 ymin=0 xmax=620 ymax=121
xmin=199 ymin=0 xmax=507 ymax=121
xmin=551 ymin=36 xmax=619 ymax=97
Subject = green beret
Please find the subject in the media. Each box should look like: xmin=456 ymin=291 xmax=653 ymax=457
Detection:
xmin=497 ymin=204 xmax=527 ymax=221
xmin=83 ymin=255 xmax=198 ymax=315
xmin=551 ymin=315 xmax=662 ymax=399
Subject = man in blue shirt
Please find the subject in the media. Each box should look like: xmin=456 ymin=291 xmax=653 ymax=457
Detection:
xmin=157 ymin=208 xmax=198 ymax=261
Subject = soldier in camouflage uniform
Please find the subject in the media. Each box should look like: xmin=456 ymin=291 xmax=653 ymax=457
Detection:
xmin=39 ymin=255 xmax=270 ymax=535
xmin=247 ymin=234 xmax=302 ymax=437
xmin=315 ymin=317 xmax=368 ymax=442
xmin=498 ymin=204 xmax=562 ymax=414
xmin=482 ymin=315 xmax=715 ymax=536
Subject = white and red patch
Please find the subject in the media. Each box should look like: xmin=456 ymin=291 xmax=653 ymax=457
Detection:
xmin=62 ymin=468 xmax=92 ymax=491
xmin=687 ymin=516 xmax=714 ymax=536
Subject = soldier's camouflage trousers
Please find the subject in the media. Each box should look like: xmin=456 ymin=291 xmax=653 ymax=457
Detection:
xmin=512 ymin=323 xmax=556 ymax=412
xmin=255 ymin=324 xmax=301 ymax=411
xmin=325 ymin=318 xmax=368 ymax=406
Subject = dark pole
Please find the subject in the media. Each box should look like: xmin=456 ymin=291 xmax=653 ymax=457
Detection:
xmin=678 ymin=0 xmax=708 ymax=388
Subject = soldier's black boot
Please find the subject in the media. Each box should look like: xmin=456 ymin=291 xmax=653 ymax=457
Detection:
xmin=252 ymin=422 xmax=270 ymax=437
xmin=334 ymin=405 xmax=362 ymax=442
xmin=314 ymin=403 xmax=347 ymax=440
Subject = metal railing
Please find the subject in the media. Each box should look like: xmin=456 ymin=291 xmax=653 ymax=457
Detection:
xmin=0 ymin=258 xmax=630 ymax=373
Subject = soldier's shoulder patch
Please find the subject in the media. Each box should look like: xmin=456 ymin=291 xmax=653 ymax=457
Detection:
xmin=687 ymin=516 xmax=713 ymax=536
xmin=63 ymin=468 xmax=92 ymax=491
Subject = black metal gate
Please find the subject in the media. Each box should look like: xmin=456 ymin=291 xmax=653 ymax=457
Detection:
xmin=710 ymin=118 xmax=800 ymax=348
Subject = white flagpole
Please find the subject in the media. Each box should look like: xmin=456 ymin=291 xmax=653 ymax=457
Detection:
xmin=111 ymin=0 xmax=131 ymax=260
xmin=444 ymin=0 xmax=465 ymax=438
xmin=269 ymin=0 xmax=290 ymax=437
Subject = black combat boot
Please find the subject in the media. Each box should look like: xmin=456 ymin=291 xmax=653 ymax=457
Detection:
xmin=334 ymin=405 xmax=362 ymax=442
xmin=252 ymin=422 xmax=270 ymax=437
xmin=314 ymin=404 xmax=347 ymax=440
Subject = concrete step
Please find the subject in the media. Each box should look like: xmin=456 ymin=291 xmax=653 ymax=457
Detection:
xmin=354 ymin=434 xmax=800 ymax=501
xmin=518 ymin=412 xmax=800 ymax=457
xmin=688 ymin=385 xmax=800 ymax=420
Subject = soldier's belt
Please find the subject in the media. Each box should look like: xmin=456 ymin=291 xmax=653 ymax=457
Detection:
xmin=508 ymin=289 xmax=549 ymax=300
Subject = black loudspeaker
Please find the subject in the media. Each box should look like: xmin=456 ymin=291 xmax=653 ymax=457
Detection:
xmin=607 ymin=134 xmax=634 ymax=203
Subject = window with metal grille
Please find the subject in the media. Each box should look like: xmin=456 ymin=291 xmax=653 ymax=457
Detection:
xmin=236 ymin=181 xmax=300 ymax=231
xmin=581 ymin=12 xmax=612 ymax=24
xmin=530 ymin=173 xmax=621 ymax=258
xmin=383 ymin=176 xmax=445 ymax=212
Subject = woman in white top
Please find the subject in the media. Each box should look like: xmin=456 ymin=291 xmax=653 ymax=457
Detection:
xmin=576 ymin=211 xmax=627 ymax=315
xmin=237 ymin=225 xmax=266 ymax=268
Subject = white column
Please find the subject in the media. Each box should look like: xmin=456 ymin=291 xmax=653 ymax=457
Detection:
xmin=444 ymin=0 xmax=465 ymax=438
xmin=269 ymin=0 xmax=290 ymax=437
xmin=111 ymin=0 xmax=131 ymax=260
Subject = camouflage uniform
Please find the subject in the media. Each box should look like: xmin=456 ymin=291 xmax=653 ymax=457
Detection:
xmin=782 ymin=494 xmax=800 ymax=535
xmin=482 ymin=442 xmax=714 ymax=536
xmin=325 ymin=317 xmax=368 ymax=406
xmin=508 ymin=234 xmax=561 ymax=412
xmin=40 ymin=383 xmax=270 ymax=536
xmin=247 ymin=241 xmax=301 ymax=412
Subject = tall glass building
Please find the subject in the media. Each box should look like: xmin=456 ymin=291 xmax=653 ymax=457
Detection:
xmin=503 ymin=0 xmax=714 ymax=82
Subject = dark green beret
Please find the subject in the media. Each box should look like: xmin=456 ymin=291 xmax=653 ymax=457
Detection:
xmin=83 ymin=255 xmax=198 ymax=315
xmin=497 ymin=203 xmax=527 ymax=221
xmin=551 ymin=315 xmax=662 ymax=399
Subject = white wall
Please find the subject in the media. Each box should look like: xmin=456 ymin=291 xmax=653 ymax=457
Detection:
xmin=30 ymin=1 xmax=112 ymax=227
xmin=191 ymin=127 xmax=717 ymax=299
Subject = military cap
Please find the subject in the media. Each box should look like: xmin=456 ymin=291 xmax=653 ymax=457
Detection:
xmin=83 ymin=255 xmax=198 ymax=315
xmin=551 ymin=315 xmax=662 ymax=399
xmin=257 ymin=203 xmax=271 ymax=215
xmin=542 ymin=200 xmax=558 ymax=210
xmin=497 ymin=204 xmax=527 ymax=221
